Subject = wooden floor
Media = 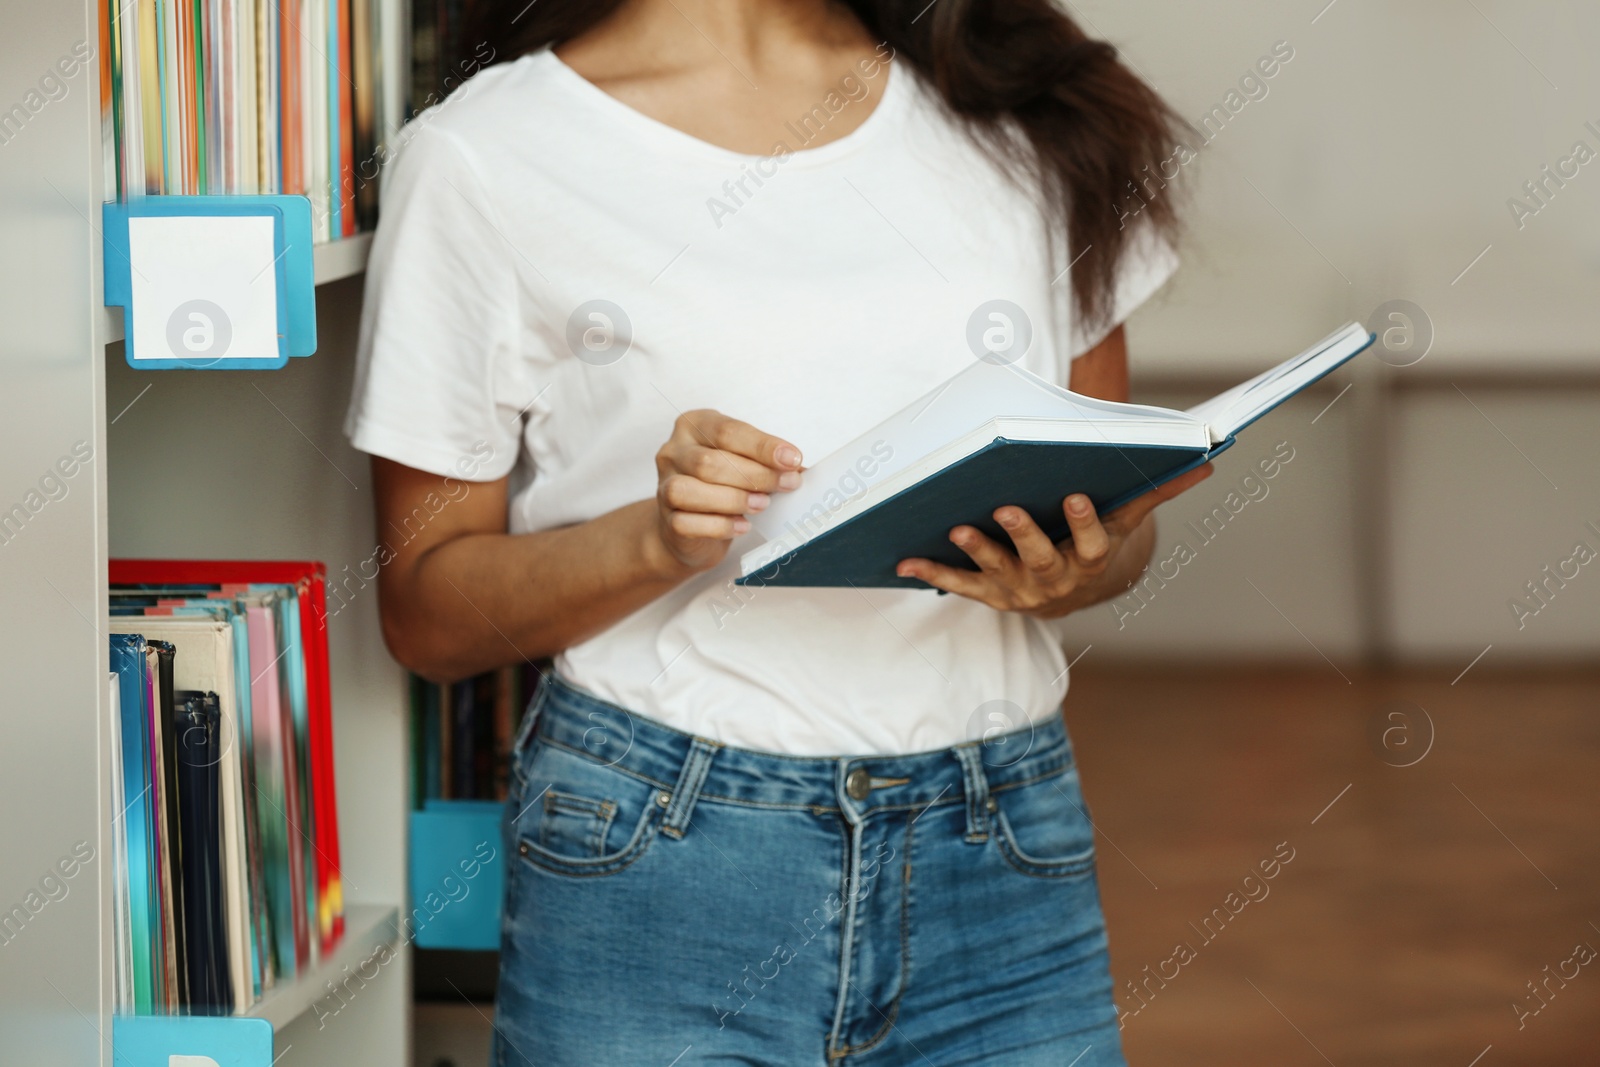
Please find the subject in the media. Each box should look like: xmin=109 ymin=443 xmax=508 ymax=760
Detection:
xmin=1063 ymin=666 xmax=1600 ymax=1067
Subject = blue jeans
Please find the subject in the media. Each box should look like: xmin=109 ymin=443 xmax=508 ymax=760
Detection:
xmin=493 ymin=675 xmax=1127 ymax=1066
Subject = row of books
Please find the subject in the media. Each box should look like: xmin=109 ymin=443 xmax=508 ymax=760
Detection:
xmin=97 ymin=0 xmax=406 ymax=240
xmin=409 ymin=665 xmax=542 ymax=808
xmin=107 ymin=560 xmax=342 ymax=1015
xmin=410 ymin=0 xmax=477 ymax=113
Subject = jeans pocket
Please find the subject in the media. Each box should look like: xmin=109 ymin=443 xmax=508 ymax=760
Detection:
xmin=538 ymin=790 xmax=618 ymax=855
xmin=992 ymin=768 xmax=1097 ymax=880
xmin=513 ymin=738 xmax=663 ymax=879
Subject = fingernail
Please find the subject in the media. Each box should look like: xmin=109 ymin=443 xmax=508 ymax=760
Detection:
xmin=747 ymin=493 xmax=770 ymax=512
xmin=733 ymin=518 xmax=751 ymax=534
xmin=897 ymin=564 xmax=913 ymax=578
xmin=777 ymin=471 xmax=801 ymax=491
xmin=1068 ymin=495 xmax=1090 ymax=515
xmin=997 ymin=509 xmax=1018 ymax=527
xmin=776 ymin=446 xmax=802 ymax=469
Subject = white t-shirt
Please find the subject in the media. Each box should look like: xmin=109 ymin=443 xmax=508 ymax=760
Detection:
xmin=345 ymin=49 xmax=1177 ymax=756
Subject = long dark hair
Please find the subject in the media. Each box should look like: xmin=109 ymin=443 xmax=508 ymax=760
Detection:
xmin=462 ymin=0 xmax=1182 ymax=332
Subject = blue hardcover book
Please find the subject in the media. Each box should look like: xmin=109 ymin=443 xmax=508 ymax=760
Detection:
xmin=173 ymin=690 xmax=230 ymax=1014
xmin=738 ymin=322 xmax=1375 ymax=588
xmin=110 ymin=633 xmax=159 ymax=1015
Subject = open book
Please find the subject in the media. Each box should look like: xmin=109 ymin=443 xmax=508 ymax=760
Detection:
xmin=737 ymin=321 xmax=1374 ymax=587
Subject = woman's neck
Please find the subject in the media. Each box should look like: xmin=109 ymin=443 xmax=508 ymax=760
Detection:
xmin=554 ymin=0 xmax=889 ymax=156
xmin=559 ymin=0 xmax=874 ymax=87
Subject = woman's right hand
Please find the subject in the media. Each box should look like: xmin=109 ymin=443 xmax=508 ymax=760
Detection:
xmin=651 ymin=410 xmax=804 ymax=573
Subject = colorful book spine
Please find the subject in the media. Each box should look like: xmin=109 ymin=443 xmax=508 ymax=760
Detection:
xmin=409 ymin=666 xmax=541 ymax=808
xmin=109 ymin=559 xmax=345 ymax=1012
xmin=101 ymin=0 xmax=384 ymax=240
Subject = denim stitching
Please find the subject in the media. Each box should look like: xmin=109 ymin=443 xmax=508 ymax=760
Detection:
xmin=992 ymin=806 xmax=1098 ymax=880
xmin=826 ymin=782 xmax=859 ymax=1059
xmin=515 ymin=805 xmax=663 ymax=879
xmin=662 ymin=740 xmax=718 ymax=839
xmin=832 ymin=808 xmax=918 ymax=1059
xmin=535 ymin=736 xmax=1067 ymax=813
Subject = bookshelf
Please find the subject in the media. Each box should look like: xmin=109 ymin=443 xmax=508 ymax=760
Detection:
xmin=245 ymin=904 xmax=399 ymax=1032
xmin=0 ymin=2 xmax=412 ymax=1064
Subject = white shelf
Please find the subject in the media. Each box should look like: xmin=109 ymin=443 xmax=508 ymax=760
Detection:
xmin=313 ymin=232 xmax=374 ymax=286
xmin=100 ymin=232 xmax=373 ymax=346
xmin=245 ymin=904 xmax=400 ymax=1032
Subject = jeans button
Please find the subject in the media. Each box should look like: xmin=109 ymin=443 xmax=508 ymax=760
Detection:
xmin=846 ymin=767 xmax=872 ymax=801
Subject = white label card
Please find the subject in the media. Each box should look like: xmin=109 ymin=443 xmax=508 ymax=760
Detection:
xmin=127 ymin=215 xmax=279 ymax=364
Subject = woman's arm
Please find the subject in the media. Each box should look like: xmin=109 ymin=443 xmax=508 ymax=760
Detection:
xmin=374 ymin=411 xmax=802 ymax=682
xmin=895 ymin=325 xmax=1212 ymax=618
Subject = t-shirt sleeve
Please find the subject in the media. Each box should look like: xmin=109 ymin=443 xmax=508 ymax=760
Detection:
xmin=1066 ymin=225 xmax=1180 ymax=359
xmin=343 ymin=121 xmax=524 ymax=481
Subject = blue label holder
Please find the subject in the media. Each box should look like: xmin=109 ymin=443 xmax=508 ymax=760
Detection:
xmin=113 ymin=1015 xmax=273 ymax=1067
xmin=103 ymin=195 xmax=318 ymax=370
xmin=408 ymin=799 xmax=505 ymax=951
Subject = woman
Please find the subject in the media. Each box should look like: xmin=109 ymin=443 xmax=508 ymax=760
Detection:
xmin=346 ymin=1 xmax=1210 ymax=1062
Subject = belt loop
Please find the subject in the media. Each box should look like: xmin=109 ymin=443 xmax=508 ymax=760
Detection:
xmin=954 ymin=744 xmax=991 ymax=843
xmin=661 ymin=738 xmax=719 ymax=839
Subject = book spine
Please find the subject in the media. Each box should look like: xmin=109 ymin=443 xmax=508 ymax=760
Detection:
xmin=474 ymin=672 xmax=494 ymax=800
xmin=416 ymin=675 xmax=428 ymax=809
xmin=451 ymin=678 xmax=474 ymax=799
xmin=493 ymin=665 xmax=514 ymax=800
xmin=301 ymin=0 xmax=317 ymax=215
xmin=214 ymin=0 xmax=232 ymax=192
xmin=336 ymin=0 xmax=356 ymax=236
xmin=438 ymin=679 xmax=453 ymax=799
xmin=119 ymin=0 xmax=146 ymax=198
xmin=101 ymin=0 xmax=121 ymax=200
xmin=351 ymin=0 xmax=377 ymax=230
xmin=236 ymin=0 xmax=257 ymax=193
xmin=183 ymin=0 xmax=198 ymax=193
xmin=279 ymin=0 xmax=297 ymax=194
xmin=423 ymin=681 xmax=441 ymax=801
xmin=299 ymin=575 xmax=342 ymax=953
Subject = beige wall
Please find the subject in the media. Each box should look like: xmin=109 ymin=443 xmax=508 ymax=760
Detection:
xmin=1051 ymin=1 xmax=1599 ymax=664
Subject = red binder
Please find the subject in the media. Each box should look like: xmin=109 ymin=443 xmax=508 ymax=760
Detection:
xmin=111 ymin=558 xmax=345 ymax=953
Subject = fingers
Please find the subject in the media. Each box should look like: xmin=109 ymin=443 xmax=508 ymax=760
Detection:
xmin=658 ymin=474 xmax=770 ymax=542
xmin=948 ymin=525 xmax=1017 ymax=576
xmin=653 ymin=410 xmax=803 ymax=563
xmin=1061 ymin=494 xmax=1111 ymax=571
xmin=994 ymin=507 xmax=1069 ymax=581
xmin=677 ymin=446 xmax=799 ymax=493
xmin=677 ymin=410 xmax=803 ymax=474
xmin=896 ymin=557 xmax=1003 ymax=604
xmin=1103 ymin=462 xmax=1214 ymax=533
xmin=659 ymin=475 xmax=768 ymax=518
xmin=663 ymin=510 xmax=750 ymax=540
xmin=662 ymin=411 xmax=805 ymax=494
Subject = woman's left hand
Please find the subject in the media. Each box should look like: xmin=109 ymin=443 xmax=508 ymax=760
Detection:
xmin=895 ymin=463 xmax=1213 ymax=619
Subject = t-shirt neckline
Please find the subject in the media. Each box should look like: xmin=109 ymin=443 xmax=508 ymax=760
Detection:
xmin=533 ymin=47 xmax=908 ymax=169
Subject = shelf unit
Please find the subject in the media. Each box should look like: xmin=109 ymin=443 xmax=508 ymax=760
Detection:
xmin=247 ymin=905 xmax=400 ymax=1032
xmin=0 ymin=3 xmax=412 ymax=1064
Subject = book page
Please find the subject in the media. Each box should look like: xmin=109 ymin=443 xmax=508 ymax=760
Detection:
xmin=1185 ymin=322 xmax=1372 ymax=441
xmin=748 ymin=359 xmax=1195 ymax=542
